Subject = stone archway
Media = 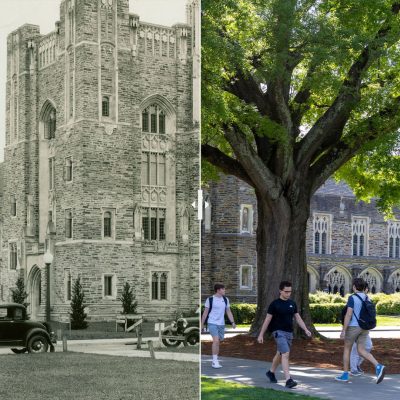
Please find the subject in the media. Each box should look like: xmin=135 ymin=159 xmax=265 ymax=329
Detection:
xmin=389 ymin=270 xmax=400 ymax=293
xmin=325 ymin=267 xmax=352 ymax=296
xmin=307 ymin=265 xmax=320 ymax=293
xmin=27 ymin=265 xmax=42 ymax=320
xmin=359 ymin=268 xmax=383 ymax=293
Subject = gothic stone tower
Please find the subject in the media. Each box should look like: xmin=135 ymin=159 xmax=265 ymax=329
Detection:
xmin=0 ymin=0 xmax=199 ymax=322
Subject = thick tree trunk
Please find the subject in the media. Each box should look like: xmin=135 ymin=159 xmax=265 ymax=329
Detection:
xmin=250 ymin=190 xmax=317 ymax=337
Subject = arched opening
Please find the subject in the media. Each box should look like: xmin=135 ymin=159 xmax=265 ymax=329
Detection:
xmin=389 ymin=270 xmax=400 ymax=293
xmin=307 ymin=265 xmax=320 ymax=293
xmin=27 ymin=265 xmax=42 ymax=320
xmin=325 ymin=267 xmax=352 ymax=296
xmin=359 ymin=268 xmax=383 ymax=293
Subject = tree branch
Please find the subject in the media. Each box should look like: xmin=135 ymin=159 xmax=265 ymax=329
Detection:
xmin=201 ymin=144 xmax=255 ymax=187
xmin=296 ymin=3 xmax=400 ymax=170
xmin=223 ymin=125 xmax=283 ymax=200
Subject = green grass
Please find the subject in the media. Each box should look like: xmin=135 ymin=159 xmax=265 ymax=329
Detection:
xmin=234 ymin=315 xmax=400 ymax=330
xmin=0 ymin=352 xmax=199 ymax=400
xmin=201 ymin=377 xmax=322 ymax=400
xmin=315 ymin=315 xmax=400 ymax=328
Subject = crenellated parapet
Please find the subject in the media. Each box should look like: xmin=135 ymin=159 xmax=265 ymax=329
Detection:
xmin=128 ymin=15 xmax=191 ymax=61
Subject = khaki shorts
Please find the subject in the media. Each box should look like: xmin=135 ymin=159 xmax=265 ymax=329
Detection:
xmin=345 ymin=326 xmax=369 ymax=346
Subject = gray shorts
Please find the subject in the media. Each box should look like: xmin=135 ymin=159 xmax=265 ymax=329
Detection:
xmin=208 ymin=323 xmax=225 ymax=340
xmin=273 ymin=330 xmax=293 ymax=354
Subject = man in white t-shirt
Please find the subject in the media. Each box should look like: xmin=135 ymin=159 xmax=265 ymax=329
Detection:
xmin=201 ymin=283 xmax=236 ymax=368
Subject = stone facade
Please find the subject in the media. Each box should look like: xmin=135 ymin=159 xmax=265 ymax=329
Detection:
xmin=202 ymin=175 xmax=400 ymax=302
xmin=0 ymin=0 xmax=200 ymax=322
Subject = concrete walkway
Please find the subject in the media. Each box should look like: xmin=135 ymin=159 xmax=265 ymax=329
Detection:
xmin=202 ymin=356 xmax=400 ymax=400
xmin=0 ymin=338 xmax=199 ymax=362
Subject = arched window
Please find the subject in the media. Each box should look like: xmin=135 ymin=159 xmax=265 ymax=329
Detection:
xmin=102 ymin=96 xmax=110 ymax=117
xmin=65 ymin=210 xmax=73 ymax=239
xmin=104 ymin=211 xmax=112 ymax=238
xmin=142 ymin=104 xmax=166 ymax=134
xmin=9 ymin=243 xmax=17 ymax=270
xmin=65 ymin=157 xmax=73 ymax=182
xmin=151 ymin=272 xmax=169 ymax=300
xmin=41 ymin=102 xmax=57 ymax=139
xmin=326 ymin=269 xmax=346 ymax=296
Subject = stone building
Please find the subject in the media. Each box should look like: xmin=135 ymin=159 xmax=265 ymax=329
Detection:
xmin=0 ymin=0 xmax=200 ymax=322
xmin=202 ymin=175 xmax=400 ymax=302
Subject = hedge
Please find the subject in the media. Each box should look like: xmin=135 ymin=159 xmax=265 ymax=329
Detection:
xmin=310 ymin=303 xmax=344 ymax=323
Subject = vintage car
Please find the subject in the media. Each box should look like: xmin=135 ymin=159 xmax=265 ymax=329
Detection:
xmin=161 ymin=315 xmax=199 ymax=347
xmin=0 ymin=303 xmax=57 ymax=353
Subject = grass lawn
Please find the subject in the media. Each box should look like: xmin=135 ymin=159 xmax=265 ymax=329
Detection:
xmin=0 ymin=352 xmax=199 ymax=400
xmin=202 ymin=377 xmax=322 ymax=400
xmin=236 ymin=315 xmax=400 ymax=330
xmin=315 ymin=315 xmax=400 ymax=328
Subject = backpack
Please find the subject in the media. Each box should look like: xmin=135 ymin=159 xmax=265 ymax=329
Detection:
xmin=204 ymin=296 xmax=228 ymax=328
xmin=341 ymin=293 xmax=376 ymax=330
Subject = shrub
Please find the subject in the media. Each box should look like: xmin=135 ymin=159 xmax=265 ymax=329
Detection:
xmin=310 ymin=303 xmax=344 ymax=324
xmin=11 ymin=277 xmax=29 ymax=308
xmin=119 ymin=282 xmax=137 ymax=315
xmin=309 ymin=291 xmax=346 ymax=304
xmin=229 ymin=303 xmax=257 ymax=324
xmin=70 ymin=277 xmax=88 ymax=329
xmin=376 ymin=300 xmax=400 ymax=315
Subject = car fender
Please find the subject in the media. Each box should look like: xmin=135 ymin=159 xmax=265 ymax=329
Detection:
xmin=24 ymin=328 xmax=52 ymax=346
xmin=183 ymin=326 xmax=199 ymax=335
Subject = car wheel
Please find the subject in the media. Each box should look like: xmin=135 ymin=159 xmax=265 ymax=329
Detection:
xmin=11 ymin=347 xmax=27 ymax=354
xmin=161 ymin=329 xmax=181 ymax=347
xmin=27 ymin=334 xmax=49 ymax=353
xmin=184 ymin=331 xmax=199 ymax=346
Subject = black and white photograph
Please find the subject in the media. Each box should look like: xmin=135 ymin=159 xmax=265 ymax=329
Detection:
xmin=0 ymin=1 xmax=200 ymax=399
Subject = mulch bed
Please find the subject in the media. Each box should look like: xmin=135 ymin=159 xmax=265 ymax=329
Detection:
xmin=202 ymin=334 xmax=400 ymax=374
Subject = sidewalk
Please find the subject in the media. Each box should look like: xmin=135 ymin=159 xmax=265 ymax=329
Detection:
xmin=202 ymin=356 xmax=400 ymax=400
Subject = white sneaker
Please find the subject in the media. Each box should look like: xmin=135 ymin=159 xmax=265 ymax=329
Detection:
xmin=212 ymin=361 xmax=222 ymax=368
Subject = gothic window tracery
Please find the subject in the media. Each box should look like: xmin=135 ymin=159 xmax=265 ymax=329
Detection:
xmin=151 ymin=272 xmax=168 ymax=300
xmin=388 ymin=221 xmax=400 ymax=258
xmin=313 ymin=213 xmax=331 ymax=254
xmin=359 ymin=270 xmax=379 ymax=294
xmin=352 ymin=216 xmax=368 ymax=256
xmin=326 ymin=269 xmax=346 ymax=296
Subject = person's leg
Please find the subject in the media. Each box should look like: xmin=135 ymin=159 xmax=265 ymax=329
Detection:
xmin=270 ymin=351 xmax=281 ymax=373
xmin=357 ymin=331 xmax=378 ymax=367
xmin=281 ymin=352 xmax=291 ymax=381
xmin=350 ymin=342 xmax=360 ymax=372
xmin=211 ymin=336 xmax=220 ymax=358
xmin=343 ymin=340 xmax=353 ymax=371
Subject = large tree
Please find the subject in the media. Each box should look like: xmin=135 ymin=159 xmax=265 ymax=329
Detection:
xmin=202 ymin=0 xmax=400 ymax=334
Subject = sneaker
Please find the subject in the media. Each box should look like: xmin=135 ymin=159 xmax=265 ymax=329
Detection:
xmin=350 ymin=370 xmax=362 ymax=376
xmin=266 ymin=370 xmax=278 ymax=383
xmin=376 ymin=364 xmax=385 ymax=384
xmin=211 ymin=361 xmax=222 ymax=369
xmin=285 ymin=378 xmax=297 ymax=388
xmin=335 ymin=372 xmax=349 ymax=382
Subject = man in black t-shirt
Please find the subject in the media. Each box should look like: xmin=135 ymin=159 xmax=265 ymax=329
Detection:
xmin=257 ymin=281 xmax=311 ymax=389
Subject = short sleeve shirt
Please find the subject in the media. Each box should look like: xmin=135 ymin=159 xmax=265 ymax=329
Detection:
xmin=347 ymin=292 xmax=367 ymax=327
xmin=205 ymin=295 xmax=230 ymax=325
xmin=267 ymin=298 xmax=298 ymax=333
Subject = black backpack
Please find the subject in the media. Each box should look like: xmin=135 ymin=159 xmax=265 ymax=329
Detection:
xmin=205 ymin=296 xmax=228 ymax=327
xmin=341 ymin=293 xmax=376 ymax=330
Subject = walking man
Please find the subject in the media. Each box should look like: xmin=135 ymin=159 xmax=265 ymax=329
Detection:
xmin=201 ymin=283 xmax=236 ymax=368
xmin=336 ymin=277 xmax=385 ymax=383
xmin=257 ymin=281 xmax=312 ymax=388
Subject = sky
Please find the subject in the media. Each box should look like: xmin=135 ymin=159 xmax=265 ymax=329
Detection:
xmin=0 ymin=0 xmax=188 ymax=161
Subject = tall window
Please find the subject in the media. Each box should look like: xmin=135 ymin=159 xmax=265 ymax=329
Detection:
xmin=240 ymin=205 xmax=253 ymax=233
xmin=10 ymin=195 xmax=16 ymax=216
xmin=102 ymin=96 xmax=110 ymax=117
xmin=9 ymin=243 xmax=17 ymax=270
xmin=352 ymin=216 xmax=368 ymax=256
xmin=313 ymin=213 xmax=332 ymax=254
xmin=151 ymin=272 xmax=168 ymax=300
xmin=388 ymin=221 xmax=400 ymax=258
xmin=142 ymin=105 xmax=166 ymax=134
xmin=103 ymin=274 xmax=116 ymax=298
xmin=65 ymin=157 xmax=73 ymax=182
xmin=240 ymin=265 xmax=252 ymax=290
xmin=49 ymin=157 xmax=55 ymax=190
xmin=65 ymin=210 xmax=73 ymax=239
xmin=104 ymin=211 xmax=112 ymax=238
xmin=142 ymin=208 xmax=166 ymax=241
xmin=65 ymin=270 xmax=72 ymax=301
xmin=141 ymin=153 xmax=166 ymax=186
xmin=48 ymin=110 xmax=56 ymax=139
